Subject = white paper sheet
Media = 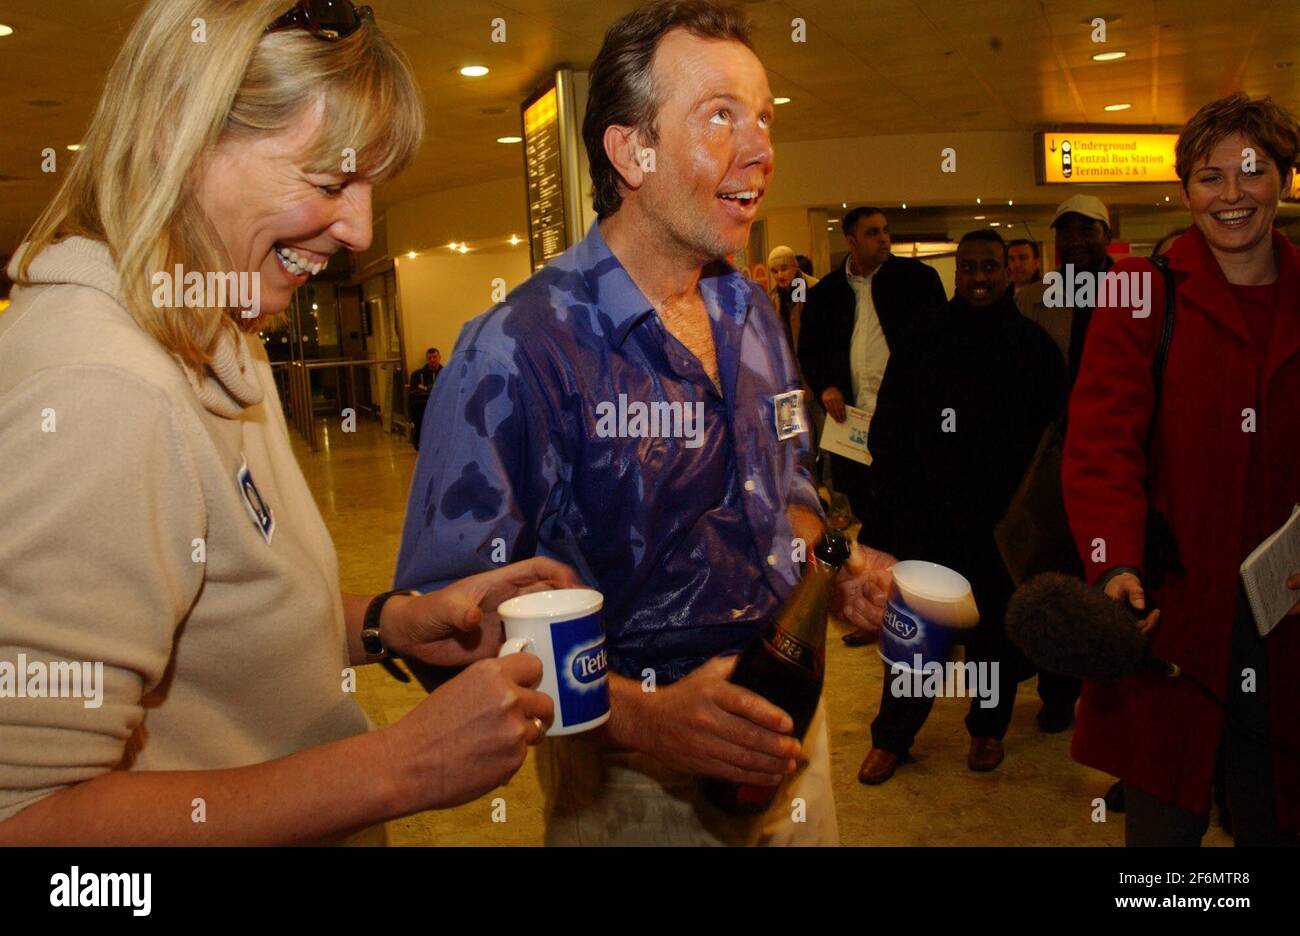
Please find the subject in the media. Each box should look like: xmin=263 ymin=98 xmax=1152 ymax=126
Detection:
xmin=1240 ymin=504 xmax=1300 ymax=637
xmin=819 ymin=404 xmax=873 ymax=466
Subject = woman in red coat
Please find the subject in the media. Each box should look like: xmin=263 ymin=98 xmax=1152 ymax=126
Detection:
xmin=1063 ymin=92 xmax=1300 ymax=845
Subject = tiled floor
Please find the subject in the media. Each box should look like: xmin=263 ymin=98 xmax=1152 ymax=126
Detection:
xmin=291 ymin=413 xmax=1229 ymax=846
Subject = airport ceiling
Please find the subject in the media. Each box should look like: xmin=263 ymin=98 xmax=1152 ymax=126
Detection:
xmin=3 ymin=0 xmax=1299 ymax=254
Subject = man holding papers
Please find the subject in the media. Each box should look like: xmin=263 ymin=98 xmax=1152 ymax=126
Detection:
xmin=799 ymin=207 xmax=947 ymax=615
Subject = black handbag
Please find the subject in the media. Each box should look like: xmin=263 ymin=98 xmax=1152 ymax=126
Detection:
xmin=996 ymin=256 xmax=1182 ymax=587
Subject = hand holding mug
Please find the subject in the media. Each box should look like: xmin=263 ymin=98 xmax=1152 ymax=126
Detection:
xmin=383 ymin=557 xmax=583 ymax=667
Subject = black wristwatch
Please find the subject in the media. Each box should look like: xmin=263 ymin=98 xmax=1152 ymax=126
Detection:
xmin=362 ymin=589 xmax=420 ymax=660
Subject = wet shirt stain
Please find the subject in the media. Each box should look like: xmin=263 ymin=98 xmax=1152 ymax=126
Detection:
xmin=394 ymin=222 xmax=823 ymax=683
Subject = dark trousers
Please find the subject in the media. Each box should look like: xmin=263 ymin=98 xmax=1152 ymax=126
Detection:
xmin=830 ymin=453 xmax=889 ymax=548
xmin=409 ymin=392 xmax=429 ymax=450
xmin=870 ymin=630 xmax=1022 ymax=754
xmin=1125 ymin=591 xmax=1299 ymax=846
xmin=1037 ymin=669 xmax=1082 ymax=708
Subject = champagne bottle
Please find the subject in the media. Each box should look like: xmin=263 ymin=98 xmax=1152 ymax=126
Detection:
xmin=702 ymin=530 xmax=852 ymax=815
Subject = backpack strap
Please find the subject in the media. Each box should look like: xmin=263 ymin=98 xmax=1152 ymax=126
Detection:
xmin=1145 ymin=255 xmax=1177 ymax=454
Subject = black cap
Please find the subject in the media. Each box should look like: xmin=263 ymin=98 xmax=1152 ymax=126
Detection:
xmin=814 ymin=530 xmax=851 ymax=568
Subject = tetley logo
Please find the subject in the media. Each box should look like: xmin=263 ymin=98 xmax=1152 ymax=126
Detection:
xmin=567 ymin=641 xmax=608 ymax=687
xmin=884 ymin=604 xmax=918 ymax=640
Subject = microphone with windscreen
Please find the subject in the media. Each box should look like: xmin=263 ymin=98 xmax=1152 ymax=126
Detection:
xmin=1005 ymin=572 xmax=1180 ymax=681
xmin=1008 ymin=573 xmax=1300 ymax=763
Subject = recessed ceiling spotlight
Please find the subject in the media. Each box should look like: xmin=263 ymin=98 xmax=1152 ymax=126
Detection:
xmin=990 ymin=222 xmax=1001 ymax=227
xmin=1092 ymin=51 xmax=1127 ymax=61
xmin=66 ymin=144 xmax=82 ymax=152
xmin=1104 ymin=103 xmax=1132 ymax=112
xmin=0 ymin=24 xmax=14 ymax=37
xmin=407 ymin=251 xmax=417 ymax=259
xmin=460 ymin=65 xmax=489 ymax=78
xmin=974 ymin=215 xmax=986 ymax=220
xmin=901 ymin=202 xmax=907 ymax=209
xmin=773 ymin=97 xmax=791 ymax=105
xmin=509 ymin=235 xmax=520 ymax=246
xmin=458 ymin=244 xmax=469 ymax=254
xmin=497 ymin=136 xmax=523 ymax=144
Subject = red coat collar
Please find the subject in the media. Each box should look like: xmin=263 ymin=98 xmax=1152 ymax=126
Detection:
xmin=1164 ymin=224 xmax=1300 ymax=381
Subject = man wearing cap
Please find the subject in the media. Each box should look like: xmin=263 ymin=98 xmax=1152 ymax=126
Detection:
xmin=1013 ymin=194 xmax=1113 ymax=734
xmin=1015 ymin=195 xmax=1114 ymax=384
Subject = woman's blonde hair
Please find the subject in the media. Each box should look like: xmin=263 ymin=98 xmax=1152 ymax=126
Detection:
xmin=16 ymin=0 xmax=423 ymax=369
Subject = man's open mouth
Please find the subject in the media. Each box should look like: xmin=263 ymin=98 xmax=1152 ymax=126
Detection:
xmin=717 ymin=188 xmax=762 ymax=209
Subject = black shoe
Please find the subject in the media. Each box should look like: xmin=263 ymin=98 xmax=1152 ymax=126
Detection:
xmin=1036 ymin=701 xmax=1075 ymax=734
xmin=1104 ymin=781 xmax=1125 ymax=814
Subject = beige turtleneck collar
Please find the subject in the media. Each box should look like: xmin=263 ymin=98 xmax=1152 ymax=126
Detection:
xmin=9 ymin=236 xmax=264 ymax=418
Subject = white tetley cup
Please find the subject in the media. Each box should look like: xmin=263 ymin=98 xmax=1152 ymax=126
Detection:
xmin=496 ymin=588 xmax=610 ymax=736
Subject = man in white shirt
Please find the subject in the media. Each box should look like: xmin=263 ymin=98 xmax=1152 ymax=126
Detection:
xmin=799 ymin=207 xmax=948 ymax=642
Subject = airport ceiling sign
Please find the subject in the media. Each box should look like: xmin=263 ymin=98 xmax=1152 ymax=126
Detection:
xmin=1037 ymin=132 xmax=1179 ymax=184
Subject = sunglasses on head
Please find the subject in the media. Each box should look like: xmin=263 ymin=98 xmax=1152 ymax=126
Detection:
xmin=266 ymin=0 xmax=373 ymax=41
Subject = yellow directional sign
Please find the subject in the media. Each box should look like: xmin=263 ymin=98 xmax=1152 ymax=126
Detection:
xmin=1038 ymin=132 xmax=1179 ymax=184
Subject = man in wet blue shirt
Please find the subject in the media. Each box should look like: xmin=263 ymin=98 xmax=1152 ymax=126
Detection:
xmin=394 ymin=0 xmax=891 ymax=845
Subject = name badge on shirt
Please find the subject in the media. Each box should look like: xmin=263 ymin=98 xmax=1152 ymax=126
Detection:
xmin=773 ymin=389 xmax=808 ymax=441
xmin=237 ymin=455 xmax=275 ymax=545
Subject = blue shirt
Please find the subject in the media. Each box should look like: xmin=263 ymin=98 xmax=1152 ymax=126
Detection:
xmin=394 ymin=222 xmax=823 ymax=683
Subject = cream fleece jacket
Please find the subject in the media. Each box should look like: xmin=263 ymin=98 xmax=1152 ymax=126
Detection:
xmin=0 ymin=238 xmax=375 ymax=834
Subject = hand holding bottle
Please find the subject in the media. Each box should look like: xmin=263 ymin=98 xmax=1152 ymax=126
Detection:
xmin=630 ymin=656 xmax=800 ymax=786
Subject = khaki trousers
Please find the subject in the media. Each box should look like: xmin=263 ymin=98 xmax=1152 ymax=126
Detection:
xmin=536 ymin=703 xmax=838 ymax=846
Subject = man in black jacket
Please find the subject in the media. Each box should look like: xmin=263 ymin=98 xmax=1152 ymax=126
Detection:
xmin=798 ymin=207 xmax=947 ymax=644
xmin=856 ymin=230 xmax=1066 ymax=784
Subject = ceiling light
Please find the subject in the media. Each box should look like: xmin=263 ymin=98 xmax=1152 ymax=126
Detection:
xmin=773 ymin=97 xmax=791 ymax=105
xmin=458 ymin=245 xmax=469 ymax=254
xmin=312 ymin=304 xmax=319 ymax=310
xmin=407 ymin=251 xmax=418 ymax=259
xmin=66 ymin=144 xmax=81 ymax=152
xmin=842 ymin=202 xmax=847 ymax=209
xmin=990 ymin=222 xmax=1001 ymax=227
xmin=1104 ymin=103 xmax=1132 ymax=112
xmin=460 ymin=65 xmax=489 ymax=78
xmin=1007 ymin=200 xmax=1014 ymax=206
xmin=974 ymin=215 xmax=986 ymax=220
xmin=1092 ymin=51 xmax=1127 ymax=61
xmin=447 ymin=242 xmax=459 ymax=250
xmin=901 ymin=203 xmax=907 ymax=209
xmin=497 ymin=136 xmax=523 ymax=144
xmin=509 ymin=235 xmax=520 ymax=246
xmin=0 ymin=24 xmax=13 ymax=37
